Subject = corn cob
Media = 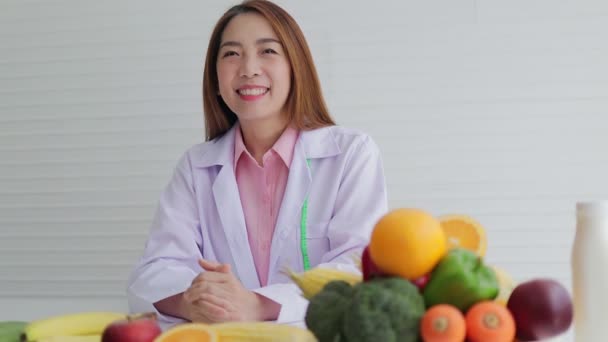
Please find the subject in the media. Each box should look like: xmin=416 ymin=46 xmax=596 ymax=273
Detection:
xmin=212 ymin=322 xmax=316 ymax=342
xmin=38 ymin=335 xmax=101 ymax=342
xmin=154 ymin=322 xmax=315 ymax=342
xmin=352 ymin=253 xmax=363 ymax=271
xmin=286 ymin=267 xmax=362 ymax=300
xmin=154 ymin=323 xmax=217 ymax=342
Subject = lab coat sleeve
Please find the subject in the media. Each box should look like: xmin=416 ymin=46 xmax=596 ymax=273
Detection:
xmin=252 ymin=284 xmax=309 ymax=324
xmin=126 ymin=152 xmax=203 ymax=326
xmin=254 ymin=134 xmax=388 ymax=323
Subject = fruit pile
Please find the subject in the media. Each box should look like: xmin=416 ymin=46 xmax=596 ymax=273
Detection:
xmin=1 ymin=208 xmax=574 ymax=342
xmin=294 ymin=208 xmax=574 ymax=342
xmin=0 ymin=311 xmax=318 ymax=342
xmin=0 ymin=312 xmax=162 ymax=342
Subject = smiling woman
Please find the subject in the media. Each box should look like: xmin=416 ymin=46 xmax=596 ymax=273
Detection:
xmin=215 ymin=12 xmax=293 ymax=154
xmin=202 ymin=0 xmax=335 ymax=144
xmin=126 ymin=0 xmax=388 ymax=329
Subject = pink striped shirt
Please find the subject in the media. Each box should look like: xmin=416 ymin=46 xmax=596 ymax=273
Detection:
xmin=234 ymin=124 xmax=299 ymax=286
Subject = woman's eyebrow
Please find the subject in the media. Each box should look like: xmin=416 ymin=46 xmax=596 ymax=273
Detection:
xmin=220 ymin=38 xmax=281 ymax=49
xmin=256 ymin=38 xmax=281 ymax=45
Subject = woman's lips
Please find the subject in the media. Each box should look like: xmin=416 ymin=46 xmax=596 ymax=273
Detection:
xmin=236 ymin=86 xmax=269 ymax=101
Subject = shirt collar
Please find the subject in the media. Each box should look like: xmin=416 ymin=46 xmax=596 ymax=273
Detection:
xmin=233 ymin=124 xmax=248 ymax=170
xmin=233 ymin=122 xmax=299 ymax=170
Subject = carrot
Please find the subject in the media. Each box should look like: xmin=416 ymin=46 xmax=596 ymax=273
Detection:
xmin=420 ymin=304 xmax=466 ymax=342
xmin=465 ymin=301 xmax=516 ymax=342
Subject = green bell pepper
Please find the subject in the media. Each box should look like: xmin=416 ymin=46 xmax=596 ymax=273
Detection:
xmin=0 ymin=321 xmax=27 ymax=342
xmin=422 ymin=248 xmax=499 ymax=311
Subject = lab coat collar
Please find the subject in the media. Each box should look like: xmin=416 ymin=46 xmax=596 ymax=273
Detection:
xmin=192 ymin=124 xmax=342 ymax=168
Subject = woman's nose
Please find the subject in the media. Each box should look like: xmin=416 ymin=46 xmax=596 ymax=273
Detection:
xmin=239 ymin=55 xmax=262 ymax=78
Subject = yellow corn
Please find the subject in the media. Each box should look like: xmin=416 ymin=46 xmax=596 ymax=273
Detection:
xmin=212 ymin=322 xmax=316 ymax=342
xmin=38 ymin=336 xmax=101 ymax=342
xmin=286 ymin=267 xmax=361 ymax=300
xmin=154 ymin=323 xmax=217 ymax=342
xmin=352 ymin=255 xmax=363 ymax=271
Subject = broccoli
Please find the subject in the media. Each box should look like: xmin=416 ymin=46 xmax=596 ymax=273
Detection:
xmin=343 ymin=277 xmax=426 ymax=342
xmin=305 ymin=277 xmax=426 ymax=342
xmin=305 ymin=280 xmax=354 ymax=342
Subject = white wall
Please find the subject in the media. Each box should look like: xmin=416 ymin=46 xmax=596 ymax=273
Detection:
xmin=1 ymin=0 xmax=606 ymax=337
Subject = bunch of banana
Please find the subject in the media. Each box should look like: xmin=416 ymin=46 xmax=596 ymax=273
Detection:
xmin=22 ymin=311 xmax=126 ymax=342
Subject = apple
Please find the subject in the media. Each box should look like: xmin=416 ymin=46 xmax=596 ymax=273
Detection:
xmin=411 ymin=273 xmax=430 ymax=291
xmin=361 ymin=245 xmax=385 ymax=281
xmin=507 ymin=278 xmax=573 ymax=341
xmin=101 ymin=312 xmax=162 ymax=342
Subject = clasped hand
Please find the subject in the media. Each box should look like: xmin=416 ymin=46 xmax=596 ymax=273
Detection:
xmin=182 ymin=259 xmax=261 ymax=323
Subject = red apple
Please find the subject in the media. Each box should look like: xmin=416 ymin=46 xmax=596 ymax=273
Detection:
xmin=411 ymin=273 xmax=430 ymax=291
xmin=362 ymin=245 xmax=385 ymax=281
xmin=507 ymin=278 xmax=573 ymax=341
xmin=101 ymin=312 xmax=162 ymax=342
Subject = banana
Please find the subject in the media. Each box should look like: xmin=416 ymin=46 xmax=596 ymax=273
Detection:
xmin=23 ymin=312 xmax=125 ymax=342
xmin=38 ymin=335 xmax=102 ymax=342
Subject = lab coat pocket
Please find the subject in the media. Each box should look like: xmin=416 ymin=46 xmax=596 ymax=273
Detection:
xmin=303 ymin=221 xmax=330 ymax=267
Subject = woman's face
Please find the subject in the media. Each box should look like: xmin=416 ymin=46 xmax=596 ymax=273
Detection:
xmin=216 ymin=13 xmax=292 ymax=124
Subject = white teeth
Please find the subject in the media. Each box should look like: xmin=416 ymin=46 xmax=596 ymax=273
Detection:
xmin=238 ymin=88 xmax=268 ymax=96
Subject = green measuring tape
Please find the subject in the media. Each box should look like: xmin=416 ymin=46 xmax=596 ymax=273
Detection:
xmin=300 ymin=158 xmax=312 ymax=271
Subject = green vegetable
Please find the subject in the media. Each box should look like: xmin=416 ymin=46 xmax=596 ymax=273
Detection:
xmin=343 ymin=277 xmax=425 ymax=342
xmin=423 ymin=248 xmax=499 ymax=311
xmin=305 ymin=277 xmax=426 ymax=342
xmin=305 ymin=280 xmax=354 ymax=342
xmin=0 ymin=321 xmax=28 ymax=342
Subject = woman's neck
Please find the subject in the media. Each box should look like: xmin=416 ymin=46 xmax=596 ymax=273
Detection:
xmin=239 ymin=116 xmax=290 ymax=166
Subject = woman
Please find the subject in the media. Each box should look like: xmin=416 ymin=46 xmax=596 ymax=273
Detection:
xmin=127 ymin=0 xmax=388 ymax=328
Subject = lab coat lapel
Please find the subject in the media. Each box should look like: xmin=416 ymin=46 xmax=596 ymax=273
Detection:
xmin=212 ymin=164 xmax=260 ymax=288
xmin=200 ymin=125 xmax=260 ymax=289
xmin=268 ymin=140 xmax=311 ymax=278
xmin=268 ymin=128 xmax=341 ymax=279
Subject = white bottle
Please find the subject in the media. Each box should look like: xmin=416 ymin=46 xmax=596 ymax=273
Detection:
xmin=571 ymin=201 xmax=608 ymax=341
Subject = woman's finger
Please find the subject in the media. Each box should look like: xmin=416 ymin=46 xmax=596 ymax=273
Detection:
xmin=199 ymin=259 xmax=231 ymax=274
xmin=199 ymin=270 xmax=231 ymax=284
xmin=199 ymin=283 xmax=234 ymax=301
xmin=194 ymin=298 xmax=229 ymax=322
xmin=199 ymin=293 xmax=236 ymax=314
xmin=190 ymin=272 xmax=206 ymax=285
xmin=184 ymin=282 xmax=210 ymax=302
xmin=199 ymin=258 xmax=221 ymax=270
xmin=187 ymin=304 xmax=218 ymax=324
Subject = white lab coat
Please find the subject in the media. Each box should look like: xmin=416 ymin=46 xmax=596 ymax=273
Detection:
xmin=127 ymin=124 xmax=388 ymax=329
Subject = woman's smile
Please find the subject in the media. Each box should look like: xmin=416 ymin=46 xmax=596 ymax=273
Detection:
xmin=236 ymin=85 xmax=270 ymax=101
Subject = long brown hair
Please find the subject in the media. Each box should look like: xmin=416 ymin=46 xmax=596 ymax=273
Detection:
xmin=202 ymin=0 xmax=336 ymax=141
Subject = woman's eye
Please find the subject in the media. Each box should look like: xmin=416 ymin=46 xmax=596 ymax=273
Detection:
xmin=222 ymin=51 xmax=238 ymax=58
xmin=262 ymin=48 xmax=277 ymax=55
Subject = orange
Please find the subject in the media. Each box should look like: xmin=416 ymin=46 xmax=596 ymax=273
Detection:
xmin=440 ymin=214 xmax=487 ymax=257
xmin=154 ymin=323 xmax=217 ymax=342
xmin=369 ymin=208 xmax=447 ymax=280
